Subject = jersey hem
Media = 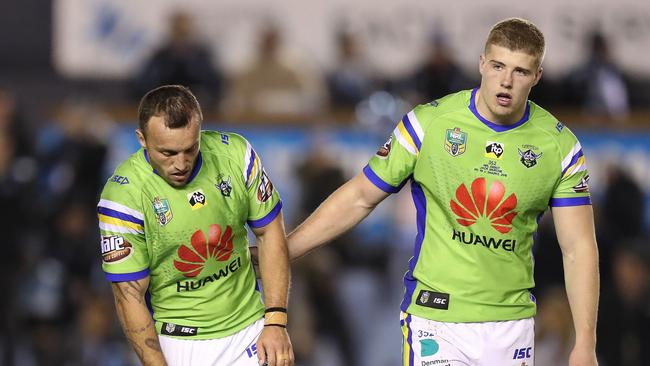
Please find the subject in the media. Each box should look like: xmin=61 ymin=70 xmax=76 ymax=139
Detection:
xmin=403 ymin=307 xmax=537 ymax=323
xmin=155 ymin=313 xmax=264 ymax=340
xmin=401 ymin=310 xmax=536 ymax=324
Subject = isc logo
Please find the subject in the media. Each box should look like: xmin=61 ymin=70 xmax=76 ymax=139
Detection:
xmin=513 ymin=347 xmax=532 ymax=359
xmin=180 ymin=327 xmax=196 ymax=335
xmin=432 ymin=298 xmax=446 ymax=305
xmin=101 ymin=236 xmax=126 ymax=254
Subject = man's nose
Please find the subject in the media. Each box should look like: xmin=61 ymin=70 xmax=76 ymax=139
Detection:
xmin=500 ymin=72 xmax=513 ymax=88
xmin=173 ymin=154 xmax=189 ymax=171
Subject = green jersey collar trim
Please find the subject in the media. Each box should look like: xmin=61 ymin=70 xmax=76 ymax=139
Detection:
xmin=468 ymin=88 xmax=531 ymax=132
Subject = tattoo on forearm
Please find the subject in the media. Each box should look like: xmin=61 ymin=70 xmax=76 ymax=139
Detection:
xmin=113 ymin=281 xmax=146 ymax=305
xmin=145 ymin=338 xmax=163 ymax=352
xmin=124 ymin=320 xmax=155 ymax=335
xmin=132 ymin=342 xmax=145 ymax=361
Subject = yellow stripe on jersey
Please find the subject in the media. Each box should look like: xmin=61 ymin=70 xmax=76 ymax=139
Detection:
xmin=562 ymin=155 xmax=586 ymax=178
xmin=247 ymin=156 xmax=260 ymax=186
xmin=98 ymin=214 xmax=144 ymax=234
xmin=402 ymin=319 xmax=412 ymax=366
xmin=395 ymin=121 xmax=419 ymax=156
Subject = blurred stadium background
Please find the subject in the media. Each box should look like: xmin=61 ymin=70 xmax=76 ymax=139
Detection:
xmin=1 ymin=0 xmax=649 ymax=365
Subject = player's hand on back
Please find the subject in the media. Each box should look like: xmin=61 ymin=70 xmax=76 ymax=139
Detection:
xmin=256 ymin=325 xmax=294 ymax=366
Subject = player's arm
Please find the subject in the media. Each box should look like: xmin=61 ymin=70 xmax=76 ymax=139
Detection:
xmin=251 ymin=212 xmax=294 ymax=366
xmin=552 ymin=204 xmax=599 ymax=366
xmin=288 ymin=171 xmax=390 ymax=260
xmin=110 ymin=276 xmax=167 ymax=366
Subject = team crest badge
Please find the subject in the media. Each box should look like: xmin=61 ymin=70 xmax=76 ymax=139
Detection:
xmin=376 ymin=136 xmax=392 ymax=158
xmin=216 ymin=174 xmax=233 ymax=197
xmin=187 ymin=189 xmax=207 ymax=210
xmin=444 ymin=127 xmax=467 ymax=157
xmin=518 ymin=148 xmax=543 ymax=168
xmin=153 ymin=197 xmax=173 ymax=226
xmin=165 ymin=323 xmax=176 ymax=334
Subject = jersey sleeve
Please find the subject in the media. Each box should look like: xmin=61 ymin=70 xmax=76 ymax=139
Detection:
xmin=550 ymin=130 xmax=592 ymax=207
xmin=365 ymin=109 xmax=425 ymax=193
xmin=241 ymin=139 xmax=282 ymax=228
xmin=98 ymin=176 xmax=150 ymax=282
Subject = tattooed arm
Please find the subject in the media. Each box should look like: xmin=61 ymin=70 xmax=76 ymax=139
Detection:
xmin=111 ymin=277 xmax=167 ymax=365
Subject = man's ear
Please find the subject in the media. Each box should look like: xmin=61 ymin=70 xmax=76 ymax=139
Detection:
xmin=532 ymin=66 xmax=543 ymax=87
xmin=479 ymin=53 xmax=486 ymax=76
xmin=136 ymin=129 xmax=147 ymax=149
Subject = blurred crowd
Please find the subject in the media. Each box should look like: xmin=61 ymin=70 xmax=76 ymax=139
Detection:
xmin=0 ymin=10 xmax=649 ymax=366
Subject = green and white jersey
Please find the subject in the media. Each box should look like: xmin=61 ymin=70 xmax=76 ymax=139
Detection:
xmin=366 ymin=89 xmax=591 ymax=323
xmin=98 ymin=131 xmax=281 ymax=339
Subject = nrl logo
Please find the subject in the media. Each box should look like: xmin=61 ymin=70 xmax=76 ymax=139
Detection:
xmin=518 ymin=148 xmax=543 ymax=168
xmin=152 ymin=197 xmax=173 ymax=226
xmin=444 ymin=127 xmax=467 ymax=157
xmin=419 ymin=291 xmax=430 ymax=304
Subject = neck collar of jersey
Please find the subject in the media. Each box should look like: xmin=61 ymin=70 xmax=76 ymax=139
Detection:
xmin=468 ymin=88 xmax=530 ymax=132
xmin=143 ymin=149 xmax=203 ymax=185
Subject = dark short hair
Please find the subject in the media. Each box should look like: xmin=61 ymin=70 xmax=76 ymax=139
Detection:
xmin=137 ymin=85 xmax=203 ymax=134
xmin=485 ymin=18 xmax=546 ymax=67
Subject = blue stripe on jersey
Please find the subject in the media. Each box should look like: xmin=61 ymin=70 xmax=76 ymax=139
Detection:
xmin=362 ymin=165 xmax=406 ymax=194
xmin=247 ymin=201 xmax=283 ymax=228
xmin=468 ymin=88 xmax=531 ymax=132
xmin=97 ymin=206 xmax=145 ymax=226
xmin=105 ymin=268 xmax=150 ymax=282
xmin=549 ymin=197 xmax=592 ymax=207
xmin=186 ymin=152 xmax=203 ymax=184
xmin=246 ymin=149 xmax=257 ymax=186
xmin=561 ymin=149 xmax=584 ymax=176
xmin=402 ymin=114 xmax=422 ymax=151
xmin=401 ymin=181 xmax=427 ymax=313
xmin=143 ymin=149 xmax=159 ymax=175
xmin=406 ymin=314 xmax=414 ymax=366
xmin=145 ymin=290 xmax=153 ymax=317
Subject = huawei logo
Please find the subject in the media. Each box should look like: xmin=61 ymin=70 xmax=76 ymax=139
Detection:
xmin=173 ymin=224 xmax=234 ymax=278
xmin=450 ymin=178 xmax=517 ymax=234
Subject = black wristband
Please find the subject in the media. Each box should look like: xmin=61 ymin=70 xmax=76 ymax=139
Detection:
xmin=264 ymin=323 xmax=287 ymax=328
xmin=264 ymin=307 xmax=287 ymax=313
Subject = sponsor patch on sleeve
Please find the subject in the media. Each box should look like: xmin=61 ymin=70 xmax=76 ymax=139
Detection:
xmin=257 ymin=169 xmax=274 ymax=203
xmin=101 ymin=235 xmax=132 ymax=263
xmin=376 ymin=135 xmax=393 ymax=158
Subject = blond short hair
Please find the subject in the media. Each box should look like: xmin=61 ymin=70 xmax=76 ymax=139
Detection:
xmin=485 ymin=18 xmax=546 ymax=67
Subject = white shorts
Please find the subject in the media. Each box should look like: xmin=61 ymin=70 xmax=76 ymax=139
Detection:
xmin=401 ymin=312 xmax=535 ymax=366
xmin=158 ymin=318 xmax=264 ymax=366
